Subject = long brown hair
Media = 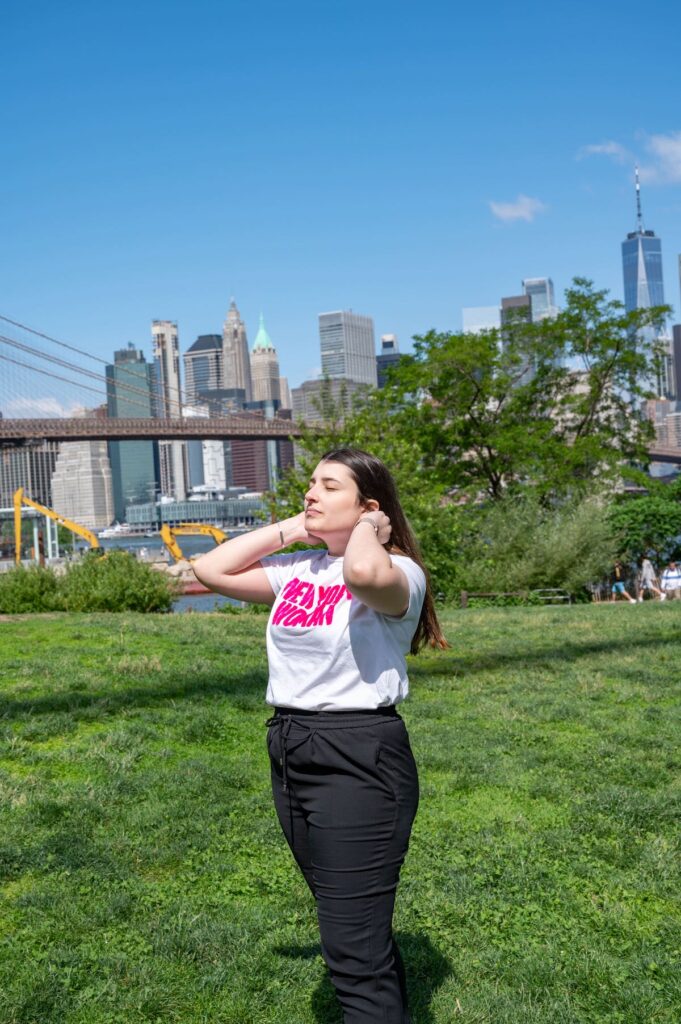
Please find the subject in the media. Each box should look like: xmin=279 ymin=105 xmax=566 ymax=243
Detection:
xmin=321 ymin=447 xmax=448 ymax=653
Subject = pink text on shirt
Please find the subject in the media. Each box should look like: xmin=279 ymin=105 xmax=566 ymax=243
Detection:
xmin=272 ymin=577 xmax=353 ymax=628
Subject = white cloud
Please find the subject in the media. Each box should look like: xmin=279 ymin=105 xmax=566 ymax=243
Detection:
xmin=639 ymin=131 xmax=681 ymax=184
xmin=578 ymin=131 xmax=681 ymax=185
xmin=2 ymin=396 xmax=81 ymax=418
xmin=489 ymin=195 xmax=547 ymax=223
xmin=578 ymin=140 xmax=631 ymax=164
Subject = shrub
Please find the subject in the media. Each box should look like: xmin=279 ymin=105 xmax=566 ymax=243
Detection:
xmin=0 ymin=565 xmax=64 ymax=613
xmin=458 ymin=491 xmax=619 ymax=599
xmin=59 ymin=550 xmax=179 ymax=612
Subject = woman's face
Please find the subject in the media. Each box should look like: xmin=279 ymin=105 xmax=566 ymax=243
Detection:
xmin=304 ymin=460 xmax=376 ymax=539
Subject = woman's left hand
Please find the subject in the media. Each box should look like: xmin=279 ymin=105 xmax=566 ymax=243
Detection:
xmin=357 ymin=511 xmax=392 ymax=546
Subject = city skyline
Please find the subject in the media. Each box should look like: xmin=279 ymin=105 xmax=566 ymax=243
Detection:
xmin=3 ymin=1 xmax=681 ymax=413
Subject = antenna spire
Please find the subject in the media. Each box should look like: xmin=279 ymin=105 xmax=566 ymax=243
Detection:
xmin=635 ymin=165 xmax=644 ymax=233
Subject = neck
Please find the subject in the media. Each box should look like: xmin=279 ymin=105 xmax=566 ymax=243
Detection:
xmin=324 ymin=531 xmax=352 ymax=557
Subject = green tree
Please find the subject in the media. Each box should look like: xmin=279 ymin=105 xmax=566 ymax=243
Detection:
xmin=394 ymin=278 xmax=670 ymax=501
xmin=608 ymin=476 xmax=681 ymax=563
xmin=272 ymin=278 xmax=669 ymax=599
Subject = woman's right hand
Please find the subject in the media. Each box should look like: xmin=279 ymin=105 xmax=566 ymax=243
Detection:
xmin=279 ymin=511 xmax=319 ymax=546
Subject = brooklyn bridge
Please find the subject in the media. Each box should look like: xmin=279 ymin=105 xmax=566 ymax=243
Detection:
xmin=0 ymin=415 xmax=304 ymax=444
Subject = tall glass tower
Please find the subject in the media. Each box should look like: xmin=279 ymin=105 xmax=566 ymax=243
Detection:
xmin=621 ymin=169 xmax=665 ymax=315
xmin=621 ymin=169 xmax=671 ymax=397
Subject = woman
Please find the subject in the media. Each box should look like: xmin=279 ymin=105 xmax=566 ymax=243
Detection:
xmin=637 ymin=556 xmax=664 ymax=601
xmin=193 ymin=447 xmax=446 ymax=1023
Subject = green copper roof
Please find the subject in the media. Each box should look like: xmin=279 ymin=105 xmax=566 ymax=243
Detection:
xmin=252 ymin=313 xmax=274 ymax=351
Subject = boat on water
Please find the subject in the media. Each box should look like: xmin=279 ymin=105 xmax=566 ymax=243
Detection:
xmin=97 ymin=523 xmax=136 ymax=539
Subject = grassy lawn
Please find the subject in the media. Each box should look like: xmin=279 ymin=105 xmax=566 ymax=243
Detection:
xmin=0 ymin=604 xmax=679 ymax=1024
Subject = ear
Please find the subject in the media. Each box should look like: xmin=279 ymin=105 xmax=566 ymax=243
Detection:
xmin=362 ymin=498 xmax=379 ymax=512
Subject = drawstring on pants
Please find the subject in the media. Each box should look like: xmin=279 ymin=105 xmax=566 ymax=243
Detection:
xmin=266 ymin=712 xmax=319 ymax=844
xmin=266 ymin=713 xmax=296 ymax=793
xmin=266 ymin=706 xmax=400 ymax=793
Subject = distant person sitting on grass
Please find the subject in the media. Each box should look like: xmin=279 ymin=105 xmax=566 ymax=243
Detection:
xmin=637 ymin=556 xmax=664 ymax=602
xmin=660 ymin=560 xmax=681 ymax=600
xmin=611 ymin=560 xmax=636 ymax=604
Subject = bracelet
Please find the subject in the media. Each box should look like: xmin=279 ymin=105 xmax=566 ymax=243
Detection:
xmin=354 ymin=517 xmax=379 ymax=536
xmin=277 ymin=524 xmax=285 ymax=546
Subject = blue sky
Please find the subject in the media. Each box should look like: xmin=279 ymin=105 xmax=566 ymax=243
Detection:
xmin=3 ymin=0 xmax=681 ymax=411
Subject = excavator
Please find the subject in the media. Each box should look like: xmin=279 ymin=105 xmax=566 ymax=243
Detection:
xmin=159 ymin=523 xmax=228 ymax=563
xmin=13 ymin=487 xmax=100 ymax=564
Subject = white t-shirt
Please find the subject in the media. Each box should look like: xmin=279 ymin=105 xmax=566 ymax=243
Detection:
xmin=260 ymin=548 xmax=427 ymax=711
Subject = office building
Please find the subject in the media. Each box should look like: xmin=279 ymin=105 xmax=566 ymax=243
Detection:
xmin=291 ymin=378 xmax=372 ymax=424
xmin=376 ymin=334 xmax=403 ymax=388
xmin=319 ymin=310 xmax=377 ymax=386
xmin=251 ymin=314 xmax=281 ymax=403
xmin=672 ymin=325 xmax=681 ymax=402
xmin=183 ymin=334 xmax=222 ymax=404
xmin=622 ymin=170 xmax=665 ymax=317
xmin=181 ymin=404 xmax=208 ymax=491
xmin=230 ymin=406 xmax=276 ymax=492
xmin=50 ymin=415 xmax=114 ymax=530
xmin=223 ymin=298 xmax=253 ymax=402
xmin=105 ymin=344 xmax=159 ymax=522
xmin=279 ymin=376 xmax=292 ymax=410
xmin=522 ymin=278 xmax=559 ymax=321
xmin=621 ymin=171 xmax=671 ymax=398
xmin=462 ymin=307 xmax=501 ymax=334
xmin=152 ymin=320 xmax=188 ymax=501
xmin=0 ymin=441 xmax=60 ymax=509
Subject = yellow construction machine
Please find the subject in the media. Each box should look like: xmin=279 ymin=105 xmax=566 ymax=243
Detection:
xmin=160 ymin=523 xmax=228 ymax=562
xmin=13 ymin=487 xmax=100 ymax=564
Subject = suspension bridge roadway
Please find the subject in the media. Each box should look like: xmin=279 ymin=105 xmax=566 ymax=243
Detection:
xmin=0 ymin=416 xmax=306 ymax=444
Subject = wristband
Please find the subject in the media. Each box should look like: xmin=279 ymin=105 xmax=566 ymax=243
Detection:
xmin=354 ymin=517 xmax=379 ymax=536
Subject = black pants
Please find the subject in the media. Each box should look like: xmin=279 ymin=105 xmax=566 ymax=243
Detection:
xmin=266 ymin=706 xmax=419 ymax=1024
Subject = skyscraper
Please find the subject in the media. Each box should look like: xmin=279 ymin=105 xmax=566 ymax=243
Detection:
xmin=621 ymin=169 xmax=669 ymax=396
xmin=152 ymin=320 xmax=188 ymax=501
xmin=376 ymin=334 xmax=403 ymax=388
xmin=0 ymin=442 xmax=60 ymax=509
xmin=51 ymin=409 xmax=114 ymax=529
xmin=319 ymin=311 xmax=377 ymax=386
xmin=222 ymin=298 xmax=252 ymax=402
xmin=183 ymin=334 xmax=222 ymax=405
xmin=462 ymin=307 xmax=501 ymax=334
xmin=522 ymin=278 xmax=558 ymax=321
xmin=106 ymin=344 xmax=159 ymax=522
xmin=622 ymin=169 xmax=665 ymax=316
xmin=250 ymin=314 xmax=281 ymax=403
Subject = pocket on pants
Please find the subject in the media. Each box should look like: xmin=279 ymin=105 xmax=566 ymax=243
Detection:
xmin=375 ymin=722 xmax=419 ymax=810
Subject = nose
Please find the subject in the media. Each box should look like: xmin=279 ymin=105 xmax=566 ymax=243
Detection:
xmin=304 ymin=484 xmax=318 ymax=505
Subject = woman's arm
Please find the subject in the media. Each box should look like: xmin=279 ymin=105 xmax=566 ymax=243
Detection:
xmin=192 ymin=512 xmax=311 ymax=604
xmin=343 ymin=513 xmax=410 ymax=616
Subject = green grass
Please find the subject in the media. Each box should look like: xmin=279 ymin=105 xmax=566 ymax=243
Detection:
xmin=0 ymin=605 xmax=680 ymax=1024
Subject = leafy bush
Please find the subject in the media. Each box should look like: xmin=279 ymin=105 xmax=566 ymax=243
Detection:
xmin=458 ymin=491 xmax=620 ymax=599
xmin=0 ymin=565 xmax=63 ymax=613
xmin=59 ymin=550 xmax=179 ymax=612
xmin=607 ymin=489 xmax=681 ymax=564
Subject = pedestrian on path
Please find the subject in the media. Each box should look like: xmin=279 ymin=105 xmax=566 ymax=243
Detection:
xmin=193 ymin=447 xmax=447 ymax=1023
xmin=637 ymin=557 xmax=665 ymax=601
xmin=660 ymin=560 xmax=681 ymax=599
xmin=611 ymin=560 xmax=636 ymax=604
